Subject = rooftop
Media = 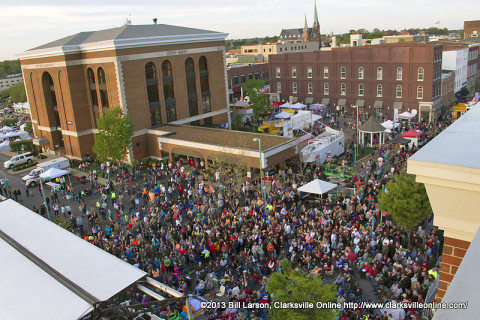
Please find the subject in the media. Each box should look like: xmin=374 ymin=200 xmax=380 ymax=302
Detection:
xmin=153 ymin=125 xmax=294 ymax=152
xmin=409 ymin=101 xmax=480 ymax=169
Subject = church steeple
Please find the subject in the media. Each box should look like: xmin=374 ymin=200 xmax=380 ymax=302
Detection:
xmin=313 ymin=0 xmax=319 ymax=27
xmin=302 ymin=14 xmax=309 ymax=42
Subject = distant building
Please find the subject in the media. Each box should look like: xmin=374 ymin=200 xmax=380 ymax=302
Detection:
xmin=464 ymin=20 xmax=480 ymax=39
xmin=0 ymin=73 xmax=23 ymax=91
xmin=12 ymin=102 xmax=30 ymax=115
xmin=382 ymin=34 xmax=429 ymax=44
xmin=269 ymin=43 xmax=444 ymax=122
xmin=227 ymin=64 xmax=269 ymax=101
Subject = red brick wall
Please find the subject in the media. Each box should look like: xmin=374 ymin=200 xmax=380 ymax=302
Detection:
xmin=438 ymin=237 xmax=471 ymax=300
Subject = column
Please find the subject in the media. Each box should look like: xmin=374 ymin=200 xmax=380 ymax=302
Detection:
xmin=438 ymin=237 xmax=471 ymax=300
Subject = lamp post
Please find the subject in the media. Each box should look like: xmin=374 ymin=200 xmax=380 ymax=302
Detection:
xmin=352 ymin=105 xmax=359 ymax=162
xmin=40 ymin=177 xmax=51 ymax=221
xmin=253 ymin=137 xmax=266 ymax=212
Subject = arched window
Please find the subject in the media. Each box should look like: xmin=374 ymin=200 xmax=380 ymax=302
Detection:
xmin=324 ymin=83 xmax=329 ymax=95
xmin=417 ymin=86 xmax=423 ymax=99
xmin=97 ymin=67 xmax=109 ymax=110
xmin=86 ymin=68 xmax=99 ymax=126
xmin=41 ymin=72 xmax=60 ymax=127
xmin=162 ymin=60 xmax=176 ymax=122
xmin=377 ymin=67 xmax=383 ymax=80
xmin=291 ymin=67 xmax=297 ymax=78
xmin=341 ymin=83 xmax=346 ymax=95
xmin=418 ymin=67 xmax=424 ymax=81
xmin=307 ymin=66 xmax=312 ymax=78
xmin=277 ymin=82 xmax=282 ymax=93
xmin=358 ymin=67 xmax=364 ymax=79
xmin=396 ymin=67 xmax=402 ymax=80
xmin=377 ymin=84 xmax=382 ymax=97
xmin=276 ymin=67 xmax=281 ymax=78
xmin=308 ymin=82 xmax=313 ymax=94
xmin=340 ymin=66 xmax=346 ymax=79
xmin=292 ymin=82 xmax=297 ymax=93
xmin=145 ymin=62 xmax=161 ymax=126
xmin=358 ymin=84 xmax=364 ymax=96
xmin=396 ymin=85 xmax=402 ymax=98
xmin=185 ymin=57 xmax=198 ymax=118
xmin=323 ymin=66 xmax=329 ymax=78
xmin=199 ymin=56 xmax=211 ymax=115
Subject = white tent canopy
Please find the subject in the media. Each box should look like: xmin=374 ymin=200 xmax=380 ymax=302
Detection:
xmin=0 ymin=126 xmax=14 ymax=132
xmin=381 ymin=120 xmax=401 ymax=132
xmin=399 ymin=111 xmax=415 ymax=119
xmin=274 ymin=111 xmax=293 ymax=119
xmin=289 ymin=102 xmax=307 ymax=109
xmin=280 ymin=102 xmax=293 ymax=108
xmin=0 ymin=200 xmax=147 ymax=320
xmin=39 ymin=167 xmax=70 ymax=179
xmin=312 ymin=114 xmax=322 ymax=121
xmin=298 ymin=179 xmax=338 ymax=195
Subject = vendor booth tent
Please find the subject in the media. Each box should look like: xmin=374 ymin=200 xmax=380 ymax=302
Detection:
xmin=280 ymin=102 xmax=293 ymax=109
xmin=298 ymin=179 xmax=338 ymax=195
xmin=398 ymin=111 xmax=415 ymax=119
xmin=309 ymin=104 xmax=327 ymax=111
xmin=39 ymin=167 xmax=70 ymax=180
xmin=289 ymin=102 xmax=307 ymax=109
xmin=274 ymin=111 xmax=293 ymax=119
xmin=381 ymin=120 xmax=401 ymax=132
xmin=387 ymin=135 xmax=410 ymax=145
xmin=400 ymin=129 xmax=423 ymax=148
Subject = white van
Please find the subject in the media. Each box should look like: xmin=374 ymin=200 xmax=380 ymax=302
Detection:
xmin=22 ymin=157 xmax=71 ymax=187
xmin=3 ymin=152 xmax=34 ymax=169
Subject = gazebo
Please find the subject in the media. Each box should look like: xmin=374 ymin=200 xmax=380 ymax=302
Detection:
xmin=358 ymin=116 xmax=386 ymax=147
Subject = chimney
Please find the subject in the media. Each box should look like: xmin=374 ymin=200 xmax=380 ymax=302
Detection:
xmin=153 ymin=18 xmax=158 ymax=25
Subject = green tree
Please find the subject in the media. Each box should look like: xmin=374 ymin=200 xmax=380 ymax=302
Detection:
xmin=267 ymin=259 xmax=337 ymax=320
xmin=9 ymin=83 xmax=27 ymax=102
xmin=378 ymin=173 xmax=432 ymax=233
xmin=92 ymin=107 xmax=134 ymax=167
xmin=0 ymin=60 xmax=21 ymax=78
xmin=243 ymin=79 xmax=270 ymax=129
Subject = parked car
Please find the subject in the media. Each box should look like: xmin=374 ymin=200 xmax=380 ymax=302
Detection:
xmin=3 ymin=152 xmax=33 ymax=169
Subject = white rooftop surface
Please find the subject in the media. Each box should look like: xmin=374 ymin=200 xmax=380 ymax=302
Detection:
xmin=433 ymin=227 xmax=480 ymax=319
xmin=409 ymin=101 xmax=480 ymax=169
xmin=298 ymin=179 xmax=338 ymax=195
xmin=0 ymin=238 xmax=92 ymax=320
xmin=0 ymin=200 xmax=146 ymax=317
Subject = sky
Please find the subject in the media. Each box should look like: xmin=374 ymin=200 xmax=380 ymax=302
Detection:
xmin=1 ymin=0 xmax=479 ymax=61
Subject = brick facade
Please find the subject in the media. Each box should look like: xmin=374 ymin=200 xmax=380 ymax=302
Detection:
xmin=438 ymin=237 xmax=471 ymax=300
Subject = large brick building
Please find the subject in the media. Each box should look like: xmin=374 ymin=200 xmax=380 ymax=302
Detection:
xmin=18 ymin=24 xmax=230 ymax=160
xmin=269 ymin=43 xmax=444 ymax=121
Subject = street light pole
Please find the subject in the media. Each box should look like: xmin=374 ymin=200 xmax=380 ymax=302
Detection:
xmin=253 ymin=137 xmax=266 ymax=212
xmin=352 ymin=105 xmax=359 ymax=162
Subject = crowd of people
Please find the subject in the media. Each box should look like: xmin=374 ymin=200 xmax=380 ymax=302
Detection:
xmin=28 ymin=114 xmax=452 ymax=320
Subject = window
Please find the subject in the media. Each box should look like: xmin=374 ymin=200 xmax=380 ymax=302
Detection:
xmin=232 ymin=76 xmax=239 ymax=85
xmin=254 ymin=72 xmax=259 ymax=80
xmin=396 ymin=67 xmax=402 ymax=80
xmin=240 ymin=74 xmax=246 ymax=83
xmin=341 ymin=83 xmax=346 ymax=95
xmin=340 ymin=67 xmax=346 ymax=79
xmin=307 ymin=66 xmax=312 ymax=78
xmin=41 ymin=72 xmax=60 ymax=128
xmin=292 ymin=82 xmax=297 ymax=93
xmin=376 ymin=84 xmax=382 ymax=97
xmin=418 ymin=67 xmax=424 ymax=81
xmin=417 ymin=86 xmax=423 ymax=99
xmin=97 ymin=67 xmax=109 ymax=110
xmin=145 ymin=62 xmax=161 ymax=126
xmin=248 ymin=73 xmax=253 ymax=80
xmin=308 ymin=82 xmax=313 ymax=94
xmin=324 ymin=66 xmax=329 ymax=78
xmin=396 ymin=85 xmax=402 ymax=98
xmin=199 ymin=56 xmax=211 ymax=114
xmin=324 ymin=83 xmax=329 ymax=95
xmin=277 ymin=82 xmax=281 ymax=93
xmin=86 ymin=68 xmax=98 ymax=122
xmin=276 ymin=67 xmax=281 ymax=78
xmin=292 ymin=67 xmax=297 ymax=78
xmin=377 ymin=67 xmax=383 ymax=80
xmin=358 ymin=67 xmax=364 ymax=79
xmin=185 ymin=57 xmax=198 ymax=118
xmin=358 ymin=84 xmax=364 ymax=96
xmin=162 ymin=60 xmax=176 ymax=122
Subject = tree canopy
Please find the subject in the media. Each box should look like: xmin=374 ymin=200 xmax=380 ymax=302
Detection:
xmin=378 ymin=173 xmax=432 ymax=232
xmin=93 ymin=107 xmax=134 ymax=166
xmin=243 ymin=79 xmax=270 ymax=126
xmin=0 ymin=60 xmax=21 ymax=78
xmin=267 ymin=259 xmax=337 ymax=320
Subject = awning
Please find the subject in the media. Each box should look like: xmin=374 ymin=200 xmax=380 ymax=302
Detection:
xmin=228 ymin=89 xmax=234 ymax=95
xmin=232 ymin=87 xmax=241 ymax=93
xmin=441 ymin=99 xmax=451 ymax=108
xmin=449 ymin=96 xmax=457 ymax=104
xmin=290 ymin=96 xmax=298 ymax=103
xmin=355 ymin=100 xmax=365 ymax=107
xmin=433 ymin=101 xmax=443 ymax=111
xmin=337 ymin=99 xmax=347 ymax=106
xmin=321 ymin=98 xmax=330 ymax=105
xmin=33 ymin=136 xmax=49 ymax=146
xmin=393 ymin=102 xmax=403 ymax=109
xmin=374 ymin=100 xmax=383 ymax=109
xmin=305 ymin=97 xmax=314 ymax=104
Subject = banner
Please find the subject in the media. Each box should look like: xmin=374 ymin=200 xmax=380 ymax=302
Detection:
xmin=394 ymin=108 xmax=399 ymax=122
